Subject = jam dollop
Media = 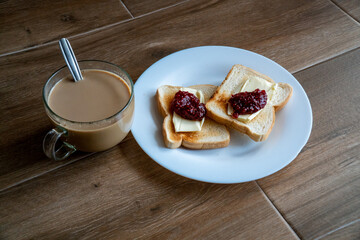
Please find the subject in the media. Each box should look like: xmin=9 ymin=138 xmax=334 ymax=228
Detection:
xmin=229 ymin=88 xmax=267 ymax=118
xmin=170 ymin=90 xmax=206 ymax=121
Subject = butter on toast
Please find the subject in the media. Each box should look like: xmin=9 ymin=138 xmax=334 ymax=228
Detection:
xmin=206 ymin=65 xmax=293 ymax=141
xmin=157 ymin=85 xmax=230 ymax=149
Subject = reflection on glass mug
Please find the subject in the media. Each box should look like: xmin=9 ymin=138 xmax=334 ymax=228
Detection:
xmin=42 ymin=60 xmax=134 ymax=160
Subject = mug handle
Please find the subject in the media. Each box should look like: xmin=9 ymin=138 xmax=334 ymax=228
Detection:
xmin=43 ymin=127 xmax=76 ymax=161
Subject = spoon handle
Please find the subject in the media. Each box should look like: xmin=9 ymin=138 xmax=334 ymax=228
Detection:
xmin=59 ymin=38 xmax=83 ymax=82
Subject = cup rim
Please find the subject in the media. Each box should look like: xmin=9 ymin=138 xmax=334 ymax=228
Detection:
xmin=43 ymin=60 xmax=134 ymax=124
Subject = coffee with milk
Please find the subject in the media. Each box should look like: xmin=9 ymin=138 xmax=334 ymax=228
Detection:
xmin=44 ymin=67 xmax=134 ymax=154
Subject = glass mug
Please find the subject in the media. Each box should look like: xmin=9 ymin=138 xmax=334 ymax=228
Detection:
xmin=43 ymin=60 xmax=134 ymax=160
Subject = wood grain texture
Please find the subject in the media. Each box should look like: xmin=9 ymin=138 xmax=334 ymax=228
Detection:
xmin=1 ymin=1 xmax=360 ymax=237
xmin=319 ymin=219 xmax=360 ymax=240
xmin=65 ymin=0 xmax=360 ymax=74
xmin=1 ymin=0 xmax=360 ymax=195
xmin=332 ymin=0 xmax=360 ymax=22
xmin=0 ymin=0 xmax=132 ymax=55
xmin=122 ymin=0 xmax=188 ymax=17
xmin=0 ymin=43 xmax=100 ymax=191
xmin=257 ymin=48 xmax=360 ymax=239
xmin=0 ymin=137 xmax=298 ymax=239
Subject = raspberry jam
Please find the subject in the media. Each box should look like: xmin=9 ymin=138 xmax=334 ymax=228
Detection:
xmin=170 ymin=91 xmax=206 ymax=121
xmin=228 ymin=88 xmax=267 ymax=118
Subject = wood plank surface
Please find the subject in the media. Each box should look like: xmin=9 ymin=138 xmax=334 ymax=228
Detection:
xmin=67 ymin=0 xmax=360 ymax=75
xmin=122 ymin=0 xmax=188 ymax=17
xmin=257 ymin=48 xmax=360 ymax=239
xmin=332 ymin=0 xmax=360 ymax=22
xmin=0 ymin=140 xmax=299 ymax=239
xmin=1 ymin=0 xmax=360 ymax=193
xmin=1 ymin=0 xmax=360 ymax=238
xmin=0 ymin=0 xmax=132 ymax=55
xmin=319 ymin=219 xmax=360 ymax=240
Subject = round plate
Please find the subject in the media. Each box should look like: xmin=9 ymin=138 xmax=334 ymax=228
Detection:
xmin=131 ymin=46 xmax=312 ymax=183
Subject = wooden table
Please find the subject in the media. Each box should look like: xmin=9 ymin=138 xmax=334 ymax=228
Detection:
xmin=1 ymin=0 xmax=359 ymax=239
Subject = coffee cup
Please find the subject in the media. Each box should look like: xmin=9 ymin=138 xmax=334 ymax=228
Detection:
xmin=42 ymin=60 xmax=134 ymax=160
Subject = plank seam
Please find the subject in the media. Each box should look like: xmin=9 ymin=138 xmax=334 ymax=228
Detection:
xmin=0 ymin=0 xmax=190 ymax=58
xmin=133 ymin=0 xmax=190 ymax=19
xmin=329 ymin=0 xmax=360 ymax=25
xmin=291 ymin=45 xmax=360 ymax=74
xmin=254 ymin=181 xmax=302 ymax=240
xmin=314 ymin=218 xmax=360 ymax=240
xmin=119 ymin=0 xmax=134 ymax=19
xmin=0 ymin=153 xmax=94 ymax=193
xmin=0 ymin=17 xmax=133 ymax=58
xmin=0 ymin=135 xmax=133 ymax=192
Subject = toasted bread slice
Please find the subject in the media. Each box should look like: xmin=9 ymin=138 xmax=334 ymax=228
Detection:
xmin=157 ymin=85 xmax=230 ymax=149
xmin=206 ymin=65 xmax=293 ymax=141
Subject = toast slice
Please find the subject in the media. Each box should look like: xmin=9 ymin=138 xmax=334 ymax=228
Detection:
xmin=157 ymin=85 xmax=230 ymax=149
xmin=206 ymin=65 xmax=293 ymax=141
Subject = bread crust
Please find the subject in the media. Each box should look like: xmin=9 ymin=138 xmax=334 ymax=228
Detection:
xmin=157 ymin=84 xmax=230 ymax=149
xmin=206 ymin=65 xmax=292 ymax=142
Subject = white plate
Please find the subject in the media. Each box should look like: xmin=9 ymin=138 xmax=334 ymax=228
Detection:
xmin=131 ymin=46 xmax=312 ymax=183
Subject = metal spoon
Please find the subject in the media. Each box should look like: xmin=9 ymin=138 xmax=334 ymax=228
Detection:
xmin=58 ymin=38 xmax=83 ymax=81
